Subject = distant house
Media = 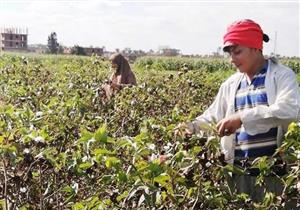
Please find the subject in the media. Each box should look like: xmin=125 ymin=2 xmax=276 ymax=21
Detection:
xmin=83 ymin=47 xmax=104 ymax=56
xmin=63 ymin=46 xmax=72 ymax=54
xmin=69 ymin=45 xmax=104 ymax=56
xmin=158 ymin=48 xmax=180 ymax=56
xmin=0 ymin=28 xmax=28 ymax=52
xmin=28 ymin=44 xmax=48 ymax=54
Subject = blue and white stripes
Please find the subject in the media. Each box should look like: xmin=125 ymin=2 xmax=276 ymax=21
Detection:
xmin=234 ymin=64 xmax=278 ymax=158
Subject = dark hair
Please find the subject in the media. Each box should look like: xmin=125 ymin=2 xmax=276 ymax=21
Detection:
xmin=263 ymin=33 xmax=269 ymax=42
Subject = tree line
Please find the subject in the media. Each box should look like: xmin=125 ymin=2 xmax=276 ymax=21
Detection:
xmin=47 ymin=32 xmax=90 ymax=55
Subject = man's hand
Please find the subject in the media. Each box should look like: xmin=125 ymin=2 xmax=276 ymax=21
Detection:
xmin=110 ymin=82 xmax=120 ymax=90
xmin=174 ymin=122 xmax=193 ymax=138
xmin=216 ymin=113 xmax=242 ymax=137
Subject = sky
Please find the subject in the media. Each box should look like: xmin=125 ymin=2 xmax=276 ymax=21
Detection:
xmin=0 ymin=0 xmax=299 ymax=57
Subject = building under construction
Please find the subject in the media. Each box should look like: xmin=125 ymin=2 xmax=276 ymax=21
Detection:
xmin=0 ymin=27 xmax=28 ymax=52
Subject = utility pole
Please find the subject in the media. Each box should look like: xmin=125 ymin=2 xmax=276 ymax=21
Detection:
xmin=273 ymin=31 xmax=277 ymax=56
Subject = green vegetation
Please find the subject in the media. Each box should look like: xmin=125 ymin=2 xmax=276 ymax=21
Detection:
xmin=134 ymin=56 xmax=235 ymax=72
xmin=0 ymin=53 xmax=299 ymax=209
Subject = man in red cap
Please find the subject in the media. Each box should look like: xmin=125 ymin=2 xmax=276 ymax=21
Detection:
xmin=176 ymin=19 xmax=300 ymax=204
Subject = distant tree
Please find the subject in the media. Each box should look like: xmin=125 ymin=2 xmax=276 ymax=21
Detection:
xmin=58 ymin=44 xmax=64 ymax=54
xmin=148 ymin=49 xmax=155 ymax=55
xmin=122 ymin=47 xmax=132 ymax=55
xmin=47 ymin=32 xmax=59 ymax=54
xmin=71 ymin=45 xmax=86 ymax=55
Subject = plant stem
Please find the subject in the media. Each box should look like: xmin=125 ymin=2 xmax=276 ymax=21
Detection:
xmin=3 ymin=158 xmax=8 ymax=210
xmin=39 ymin=165 xmax=44 ymax=209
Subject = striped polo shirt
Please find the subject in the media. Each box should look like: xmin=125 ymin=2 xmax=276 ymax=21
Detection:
xmin=234 ymin=62 xmax=277 ymax=159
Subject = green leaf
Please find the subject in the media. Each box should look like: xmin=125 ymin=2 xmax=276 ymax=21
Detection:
xmin=116 ymin=139 xmax=131 ymax=148
xmin=285 ymin=175 xmax=296 ymax=187
xmin=155 ymin=191 xmax=162 ymax=205
xmin=262 ymin=192 xmax=275 ymax=207
xmin=0 ymin=199 xmax=5 ymax=210
xmin=100 ymin=175 xmax=113 ymax=184
xmin=192 ymin=146 xmax=202 ymax=155
xmin=78 ymin=130 xmax=93 ymax=144
xmin=94 ymin=124 xmax=107 ymax=143
xmin=62 ymin=186 xmax=74 ymax=194
xmin=105 ymin=157 xmax=120 ymax=169
xmin=148 ymin=163 xmax=163 ymax=178
xmin=153 ymin=173 xmax=171 ymax=186
xmin=187 ymin=188 xmax=195 ymax=198
xmin=174 ymin=151 xmax=184 ymax=162
xmin=72 ymin=202 xmax=85 ymax=210
xmin=134 ymin=132 xmax=149 ymax=144
xmin=5 ymin=104 xmax=14 ymax=115
xmin=117 ymin=171 xmax=127 ymax=183
xmin=161 ymin=191 xmax=167 ymax=201
xmin=117 ymin=191 xmax=129 ymax=202
xmin=92 ymin=148 xmax=115 ymax=156
xmin=0 ymin=144 xmax=17 ymax=154
xmin=135 ymin=160 xmax=148 ymax=172
xmin=87 ymin=196 xmax=101 ymax=208
xmin=79 ymin=162 xmax=93 ymax=170
xmin=223 ymin=164 xmax=244 ymax=175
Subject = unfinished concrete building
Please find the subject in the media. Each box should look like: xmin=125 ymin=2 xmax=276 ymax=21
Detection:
xmin=0 ymin=28 xmax=28 ymax=52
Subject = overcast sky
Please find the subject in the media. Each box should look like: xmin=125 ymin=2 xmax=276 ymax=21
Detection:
xmin=0 ymin=0 xmax=299 ymax=57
